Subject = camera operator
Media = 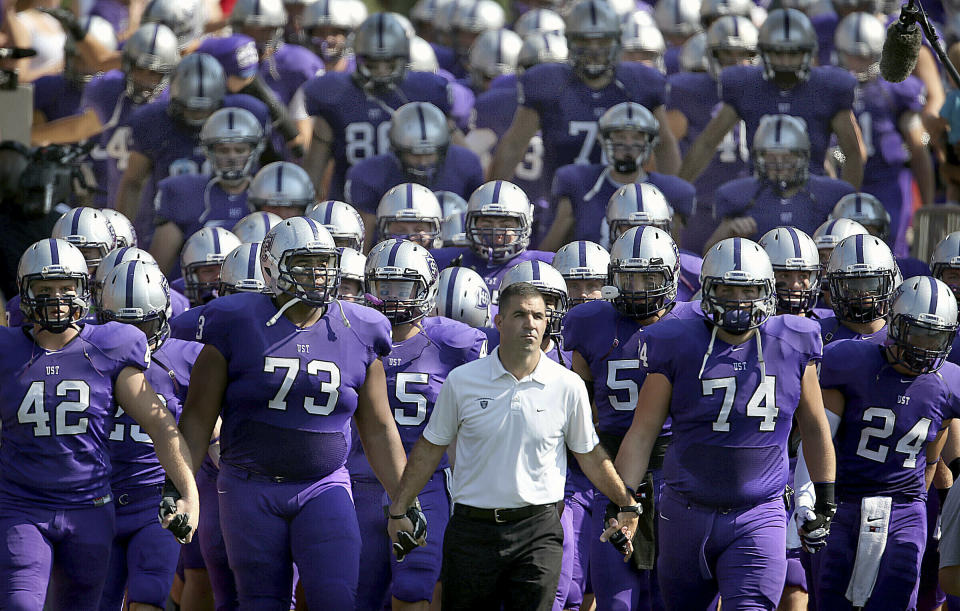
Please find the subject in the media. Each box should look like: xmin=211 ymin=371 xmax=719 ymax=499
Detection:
xmin=0 ymin=141 xmax=73 ymax=299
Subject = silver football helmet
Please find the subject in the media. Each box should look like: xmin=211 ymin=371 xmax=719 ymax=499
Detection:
xmin=753 ymin=114 xmax=810 ymax=193
xmin=679 ymin=32 xmax=709 ymax=72
xmin=834 ymin=12 xmax=884 ymax=82
xmin=620 ymin=20 xmax=666 ymax=71
xmin=51 ymin=207 xmax=118 ymax=273
xmin=199 ymin=107 xmax=265 ymax=182
xmin=353 ymin=13 xmax=411 ymax=91
xmin=706 ymin=15 xmax=758 ymax=78
xmin=377 ymin=183 xmax=444 ymax=247
xmin=100 ymin=209 xmax=138 ymax=248
xmin=565 ymin=0 xmax=621 ymax=80
xmin=436 ymin=266 xmax=491 ymax=327
xmin=812 ymin=217 xmax=868 ymax=264
xmin=121 ymin=23 xmax=180 ymax=104
xmin=758 ymin=226 xmax=821 ymax=314
xmin=232 ymin=211 xmax=283 ymax=243
xmin=303 ymin=0 xmax=368 ymax=61
xmin=436 ymin=190 xmax=469 ymax=218
xmin=219 ymin=242 xmax=271 ymax=295
xmin=389 ymin=102 xmax=451 ymax=184
xmin=409 ymin=36 xmax=440 ymax=72
xmin=829 ymin=192 xmax=891 ymax=241
xmin=700 ymin=0 xmax=753 ymax=27
xmin=606 ymin=226 xmax=679 ymax=318
xmin=465 ymin=180 xmax=534 ymax=262
xmin=469 ymin=29 xmax=523 ymax=89
xmin=517 ymin=32 xmax=569 ymax=70
xmin=930 ymin=231 xmax=960 ymax=300
xmin=654 ymin=0 xmax=702 ymax=39
xmin=142 ymin=0 xmax=202 ymax=50
xmin=249 ymin=162 xmax=316 ymax=213
xmin=500 ymin=259 xmax=568 ymax=334
xmin=305 ymin=200 xmax=366 ymax=251
xmin=411 ymin=0 xmax=452 ymax=29
xmin=92 ymin=247 xmax=158 ymax=311
xmin=825 ymin=233 xmax=901 ymax=323
xmin=605 ymin=182 xmax=673 ymax=244
xmin=452 ymin=0 xmax=507 ymax=56
xmin=700 ymin=237 xmax=777 ymax=331
xmin=598 ymin=102 xmax=660 ymax=174
xmin=98 ymin=260 xmax=172 ymax=349
xmin=887 ymin=276 xmax=959 ymax=374
xmin=514 ymin=8 xmax=566 ymax=37
xmin=231 ymin=0 xmax=288 ymax=53
xmin=169 ymin=53 xmax=227 ymax=128
xmin=18 ymin=239 xmax=90 ymax=332
xmin=337 ymin=247 xmax=367 ymax=303
xmin=180 ymin=227 xmax=242 ymax=304
xmin=64 ymin=16 xmax=118 ymax=86
xmin=552 ymin=240 xmax=610 ymax=305
xmin=441 ymin=212 xmax=469 ymax=247
xmin=364 ymin=238 xmax=439 ymax=324
xmin=261 ymin=216 xmax=341 ymax=306
xmin=758 ymin=8 xmax=817 ymax=82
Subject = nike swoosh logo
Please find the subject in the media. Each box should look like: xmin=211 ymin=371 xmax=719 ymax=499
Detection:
xmin=866 ymin=517 xmax=883 ymax=523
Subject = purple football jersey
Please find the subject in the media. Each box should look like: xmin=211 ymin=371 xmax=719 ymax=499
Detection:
xmin=344 ymin=146 xmax=484 ymax=216
xmin=263 ymin=44 xmax=325 ymax=106
xmin=169 ymin=303 xmax=205 ymax=341
xmin=678 ymin=250 xmax=702 ymax=301
xmin=664 ymin=45 xmax=681 ymax=75
xmin=550 ymin=163 xmax=696 ymax=246
xmin=348 ymin=316 xmax=486 ymax=481
xmin=817 ymin=312 xmax=888 ymax=345
xmin=714 ymin=174 xmax=856 ymax=239
xmin=440 ymin=71 xmax=475 ymax=134
xmin=301 ymin=71 xmax=453 ymax=200
xmin=0 ymin=322 xmax=150 ymax=507
xmin=519 ymin=62 xmax=666 ymax=182
xmin=667 ymin=70 xmax=751 ymax=252
xmin=34 ymin=75 xmax=83 ymax=122
xmin=430 ymin=246 xmax=554 ymax=303
xmin=821 ymin=340 xmax=960 ymax=501
xmin=82 ymin=70 xmax=142 ymax=207
xmin=108 ymin=337 xmax=202 ymax=491
xmin=561 ymin=299 xmax=700 ymax=437
xmin=194 ymin=292 xmax=391 ymax=479
xmin=127 ymin=93 xmax=270 ymax=242
xmin=196 ymin=35 xmax=259 ymax=79
xmin=154 ymin=173 xmax=253 ymax=238
xmin=721 ymin=64 xmax=856 ymax=175
xmin=171 ymin=288 xmax=190 ymax=316
xmin=640 ymin=312 xmax=822 ymax=507
xmin=432 ymin=43 xmax=457 ymax=75
xmin=897 ymin=256 xmax=930 ymax=280
xmin=812 ymin=12 xmax=838 ymax=67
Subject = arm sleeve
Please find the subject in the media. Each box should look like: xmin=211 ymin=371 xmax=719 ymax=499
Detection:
xmin=423 ymin=374 xmax=460 ymax=445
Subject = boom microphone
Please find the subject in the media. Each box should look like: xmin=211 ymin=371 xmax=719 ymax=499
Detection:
xmin=0 ymin=48 xmax=37 ymax=59
xmin=879 ymin=2 xmax=923 ymax=82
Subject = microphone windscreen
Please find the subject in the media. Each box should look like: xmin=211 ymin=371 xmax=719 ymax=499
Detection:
xmin=879 ymin=20 xmax=922 ymax=82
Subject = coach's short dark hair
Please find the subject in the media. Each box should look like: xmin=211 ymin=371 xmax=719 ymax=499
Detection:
xmin=498 ymin=282 xmax=546 ymax=312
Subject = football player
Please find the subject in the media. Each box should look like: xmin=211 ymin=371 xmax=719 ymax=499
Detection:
xmin=758 ymin=226 xmax=826 ymax=318
xmin=298 ymin=12 xmax=453 ymax=200
xmin=434 ymin=265 xmax=491 ymax=327
xmin=551 ymin=240 xmax=610 ymax=306
xmin=337 ymin=247 xmax=367 ymax=303
xmin=351 ymin=239 xmax=486 ymax=610
xmin=376 ymin=183 xmax=445 ymax=249
xmin=488 ymin=0 xmax=681 ymax=185
xmin=97 ymin=260 xmax=204 ymax=611
xmin=613 ymin=237 xmax=836 ymax=610
xmin=0 ymin=239 xmax=197 ymax=607
xmin=177 ymin=217 xmax=409 ymax=608
xmin=679 ymin=9 xmax=866 ymax=189
xmin=248 ymin=161 xmax=318 ymax=220
xmin=300 ymin=0 xmax=368 ymax=73
xmin=562 ymin=226 xmax=700 ymax=610
xmin=708 ymin=114 xmax=856 ymax=250
xmin=232 ymin=210 xmax=283 ymax=244
xmin=305 ymin=200 xmax=366 ymax=252
xmin=176 ymin=227 xmax=242 ymax=306
xmin=151 ymin=107 xmax=265 ymax=275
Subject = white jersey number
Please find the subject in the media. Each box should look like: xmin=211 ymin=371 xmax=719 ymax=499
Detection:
xmin=264 ymin=357 xmax=341 ymax=415
xmin=856 ymin=407 xmax=931 ymax=469
xmin=345 ymin=121 xmax=391 ymax=165
xmin=17 ymin=380 xmax=91 ymax=437
xmin=393 ymin=372 xmax=430 ymax=426
xmin=607 ymin=359 xmax=640 ymax=411
xmin=110 ymin=395 xmax=168 ymax=444
xmin=569 ymin=121 xmax=600 ymax=165
xmin=703 ymin=376 xmax=779 ymax=432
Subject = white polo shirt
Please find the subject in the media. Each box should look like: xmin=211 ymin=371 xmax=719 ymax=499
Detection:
xmin=423 ymin=346 xmax=599 ymax=509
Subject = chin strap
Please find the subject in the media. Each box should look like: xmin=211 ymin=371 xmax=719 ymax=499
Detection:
xmin=266 ymin=296 xmax=301 ymax=327
xmin=698 ymin=324 xmax=719 ymax=380
xmin=756 ymin=328 xmax=766 ymax=383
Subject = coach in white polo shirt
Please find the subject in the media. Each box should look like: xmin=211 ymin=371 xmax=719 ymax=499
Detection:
xmin=387 ymin=282 xmax=641 ymax=611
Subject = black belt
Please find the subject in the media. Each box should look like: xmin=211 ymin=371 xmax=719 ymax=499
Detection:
xmin=597 ymin=432 xmax=671 ymax=471
xmin=454 ymin=503 xmax=556 ymax=524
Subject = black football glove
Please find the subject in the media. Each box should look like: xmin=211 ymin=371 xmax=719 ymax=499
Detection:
xmin=799 ymin=482 xmax=836 ymax=553
xmin=158 ymin=478 xmax=192 ymax=544
xmin=605 ymin=486 xmax=642 ymax=554
xmin=391 ymin=500 xmax=427 ymax=562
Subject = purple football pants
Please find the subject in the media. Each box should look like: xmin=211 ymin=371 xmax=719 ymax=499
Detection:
xmin=0 ymin=500 xmax=115 ymax=610
xmin=99 ymin=488 xmax=180 ymax=609
xmin=657 ymin=487 xmax=787 ymax=611
xmin=198 ymin=461 xmax=239 ymax=611
xmin=353 ymin=469 xmax=451 ymax=609
xmin=217 ymin=463 xmax=360 ymax=609
xmin=816 ymin=498 xmax=926 ymax=611
xmin=557 ymin=467 xmax=593 ymax=611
